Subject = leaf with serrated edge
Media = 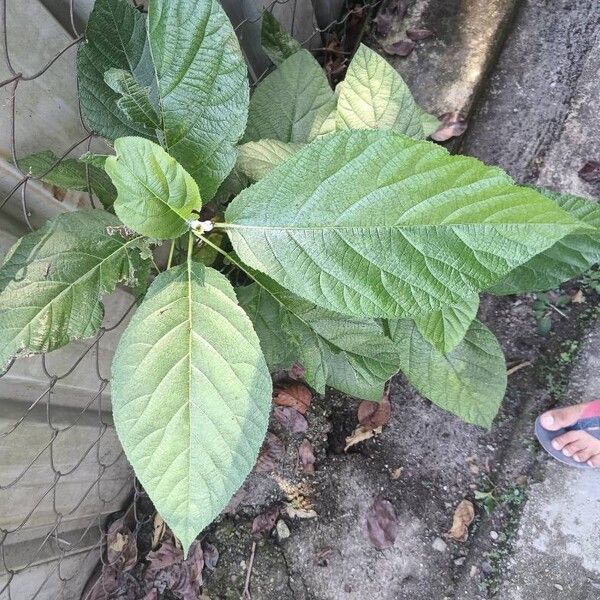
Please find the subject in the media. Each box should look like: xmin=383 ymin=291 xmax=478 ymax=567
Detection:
xmin=149 ymin=0 xmax=249 ymax=200
xmin=111 ymin=263 xmax=271 ymax=555
xmin=105 ymin=137 xmax=201 ymax=239
xmin=261 ymin=10 xmax=302 ymax=66
xmin=0 ymin=210 xmax=148 ymax=371
xmin=223 ymin=129 xmax=583 ymax=320
xmin=395 ymin=320 xmax=507 ymax=427
xmin=411 ymin=296 xmax=480 ymax=354
xmin=244 ymin=50 xmax=335 ymax=143
xmin=78 ymin=0 xmax=156 ymax=140
xmin=237 ymin=273 xmax=399 ymax=401
xmin=490 ymin=189 xmax=600 ymax=295
xmin=336 ymin=44 xmax=430 ymax=139
xmin=236 ymin=140 xmax=303 ymax=181
xmin=104 ymin=68 xmax=160 ymax=129
xmin=18 ymin=150 xmax=116 ymax=209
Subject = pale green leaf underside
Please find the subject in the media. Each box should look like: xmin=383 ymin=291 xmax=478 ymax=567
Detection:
xmin=104 ymin=68 xmax=161 ymax=129
xmin=0 ymin=210 xmax=147 ymax=371
xmin=244 ymin=50 xmax=336 ymax=143
xmin=17 ymin=150 xmax=116 ymax=209
xmin=489 ymin=189 xmax=600 ymax=295
xmin=236 ymin=139 xmax=303 ymax=181
xmin=225 ymin=129 xmax=582 ymax=320
xmin=336 ymin=44 xmax=431 ymax=139
xmin=149 ymin=0 xmax=249 ymax=200
xmin=106 ymin=137 xmax=201 ymax=239
xmin=412 ymin=296 xmax=480 ymax=354
xmin=111 ymin=263 xmax=271 ymax=555
xmin=78 ymin=0 xmax=157 ymax=140
xmin=395 ymin=320 xmax=507 ymax=427
xmin=261 ymin=10 xmax=302 ymax=66
xmin=237 ymin=275 xmax=399 ymax=401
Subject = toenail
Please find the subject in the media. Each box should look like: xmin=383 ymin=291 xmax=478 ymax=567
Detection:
xmin=541 ymin=413 xmax=554 ymax=427
xmin=552 ymin=440 xmax=561 ymax=450
xmin=574 ymin=455 xmax=581 ymax=462
xmin=588 ymin=461 xmax=595 ymax=467
xmin=562 ymin=449 xmax=571 ymax=456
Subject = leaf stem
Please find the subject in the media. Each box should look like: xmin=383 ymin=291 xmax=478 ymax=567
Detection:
xmin=187 ymin=232 xmax=194 ymax=262
xmin=167 ymin=240 xmax=175 ymax=270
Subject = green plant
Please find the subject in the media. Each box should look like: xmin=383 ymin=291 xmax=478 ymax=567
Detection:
xmin=2 ymin=0 xmax=600 ymax=555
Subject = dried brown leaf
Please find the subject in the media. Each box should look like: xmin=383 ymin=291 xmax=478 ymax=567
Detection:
xmin=572 ymin=289 xmax=586 ymax=304
xmin=358 ymin=392 xmax=391 ymax=429
xmin=256 ymin=432 xmax=286 ymax=473
xmin=382 ymin=39 xmax=415 ymax=57
xmin=284 ymin=505 xmax=318 ymax=519
xmin=106 ymin=516 xmax=137 ymax=571
xmin=202 ymin=541 xmax=219 ymax=571
xmin=366 ymin=496 xmax=399 ymax=549
xmin=344 ymin=425 xmax=382 ymax=452
xmin=578 ymin=160 xmax=600 ymax=183
xmin=274 ymin=406 xmax=308 ymax=433
xmin=447 ymin=499 xmax=475 ymax=542
xmin=252 ymin=505 xmax=280 ymax=537
xmin=288 ymin=362 xmax=305 ymax=380
xmin=431 ymin=111 xmax=468 ymax=142
xmin=406 ymin=27 xmax=434 ymax=41
xmin=297 ymin=438 xmax=316 ymax=474
xmin=390 ymin=467 xmax=403 ymax=480
xmin=274 ymin=384 xmax=312 ymax=414
xmin=151 ymin=513 xmax=166 ymax=550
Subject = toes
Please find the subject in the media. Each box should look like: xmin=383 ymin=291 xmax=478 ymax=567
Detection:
xmin=551 ymin=430 xmax=588 ymax=451
xmin=573 ymin=447 xmax=598 ymax=464
xmin=587 ymin=454 xmax=600 ymax=468
xmin=541 ymin=405 xmax=584 ymax=431
xmin=560 ymin=438 xmax=589 ymax=457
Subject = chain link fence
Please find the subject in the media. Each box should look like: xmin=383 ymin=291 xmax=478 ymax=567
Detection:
xmin=0 ymin=1 xmax=379 ymax=598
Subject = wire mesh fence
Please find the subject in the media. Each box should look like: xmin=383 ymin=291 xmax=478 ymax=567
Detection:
xmin=0 ymin=0 xmax=379 ymax=598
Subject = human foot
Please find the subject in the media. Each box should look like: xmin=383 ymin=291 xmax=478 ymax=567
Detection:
xmin=538 ymin=400 xmax=600 ymax=467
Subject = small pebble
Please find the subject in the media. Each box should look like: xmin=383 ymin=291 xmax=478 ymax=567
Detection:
xmin=481 ymin=560 xmax=493 ymax=575
xmin=554 ymin=584 xmax=564 ymax=591
xmin=276 ymin=519 xmax=290 ymax=540
xmin=470 ymin=566 xmax=478 ymax=578
xmin=454 ymin=557 xmax=466 ymax=566
xmin=432 ymin=537 xmax=448 ymax=552
xmin=490 ymin=530 xmax=499 ymax=541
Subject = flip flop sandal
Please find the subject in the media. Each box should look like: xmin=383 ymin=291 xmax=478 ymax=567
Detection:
xmin=535 ymin=399 xmax=600 ymax=469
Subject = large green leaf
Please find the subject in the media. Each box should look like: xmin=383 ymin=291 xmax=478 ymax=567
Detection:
xmin=336 ymin=44 xmax=435 ymax=139
xmin=236 ymin=139 xmax=303 ymax=181
xmin=149 ymin=0 xmax=249 ymax=200
xmin=261 ymin=10 xmax=302 ymax=66
xmin=0 ymin=210 xmax=148 ymax=371
xmin=111 ymin=263 xmax=271 ymax=554
xmin=394 ymin=320 xmax=507 ymax=427
xmin=490 ymin=190 xmax=600 ymax=295
xmin=244 ymin=50 xmax=336 ymax=143
xmin=223 ymin=129 xmax=583 ymax=320
xmin=78 ymin=0 xmax=156 ymax=140
xmin=237 ymin=273 xmax=399 ymax=401
xmin=105 ymin=137 xmax=201 ymax=239
xmin=18 ymin=150 xmax=116 ymax=209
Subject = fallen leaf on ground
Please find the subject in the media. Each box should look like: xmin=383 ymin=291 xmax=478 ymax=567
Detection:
xmin=274 ymin=406 xmax=308 ymax=433
xmin=297 ymin=439 xmax=316 ymax=474
xmin=252 ymin=505 xmax=280 ymax=537
xmin=202 ymin=542 xmax=219 ymax=571
xmin=151 ymin=513 xmax=166 ymax=550
xmin=572 ymin=289 xmax=586 ymax=304
xmin=366 ymin=496 xmax=399 ymax=549
xmin=145 ymin=538 xmax=204 ymax=600
xmin=358 ymin=391 xmax=391 ymax=429
xmin=406 ymin=27 xmax=434 ymax=41
xmin=274 ymin=383 xmax=312 ymax=414
xmin=106 ymin=516 xmax=137 ymax=571
xmin=382 ymin=39 xmax=416 ymax=57
xmin=288 ymin=362 xmax=305 ymax=380
xmin=578 ymin=160 xmax=600 ymax=183
xmin=390 ymin=467 xmax=403 ymax=480
xmin=284 ymin=505 xmax=318 ymax=519
xmin=344 ymin=425 xmax=382 ymax=452
xmin=256 ymin=432 xmax=286 ymax=473
xmin=431 ymin=111 xmax=468 ymax=142
xmin=447 ymin=499 xmax=475 ymax=542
